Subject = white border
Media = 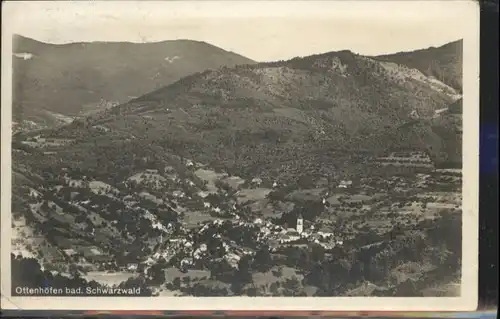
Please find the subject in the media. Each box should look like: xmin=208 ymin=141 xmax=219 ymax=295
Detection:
xmin=1 ymin=0 xmax=479 ymax=311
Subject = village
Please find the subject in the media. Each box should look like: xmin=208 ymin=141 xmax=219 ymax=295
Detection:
xmin=12 ymin=147 xmax=462 ymax=296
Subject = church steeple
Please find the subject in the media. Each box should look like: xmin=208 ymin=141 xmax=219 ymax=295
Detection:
xmin=296 ymin=214 xmax=304 ymax=234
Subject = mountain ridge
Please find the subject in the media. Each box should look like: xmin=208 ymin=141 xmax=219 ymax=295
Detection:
xmin=19 ymin=43 xmax=462 ymax=183
xmin=374 ymin=39 xmax=463 ymax=92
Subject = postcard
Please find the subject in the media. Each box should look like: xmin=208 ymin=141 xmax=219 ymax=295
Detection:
xmin=1 ymin=0 xmax=479 ymax=312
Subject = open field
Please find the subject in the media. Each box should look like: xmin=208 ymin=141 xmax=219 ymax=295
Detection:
xmin=165 ymin=267 xmax=211 ymax=281
xmin=81 ymin=271 xmax=138 ymax=286
xmin=237 ymin=188 xmax=272 ymax=204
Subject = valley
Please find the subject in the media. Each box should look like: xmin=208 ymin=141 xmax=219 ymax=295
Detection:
xmin=11 ymin=39 xmax=464 ymax=297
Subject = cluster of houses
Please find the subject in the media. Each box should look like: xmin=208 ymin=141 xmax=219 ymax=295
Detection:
xmin=264 ymin=215 xmax=344 ymax=249
xmin=31 ymin=156 xmax=361 ymax=281
xmin=115 ymin=210 xmax=347 ymax=276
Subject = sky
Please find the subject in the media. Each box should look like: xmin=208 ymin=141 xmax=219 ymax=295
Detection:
xmin=4 ymin=1 xmax=475 ymax=62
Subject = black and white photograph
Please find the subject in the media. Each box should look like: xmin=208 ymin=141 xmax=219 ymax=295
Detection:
xmin=1 ymin=0 xmax=479 ymax=311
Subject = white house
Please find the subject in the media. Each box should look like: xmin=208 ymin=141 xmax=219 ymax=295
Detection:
xmin=278 ymin=234 xmax=291 ymax=244
xmin=260 ymin=227 xmax=271 ymax=236
xmin=173 ymin=190 xmax=185 ymax=198
xmin=127 ymin=263 xmax=138 ymax=271
xmin=409 ymin=109 xmax=420 ymax=119
xmin=152 ymin=221 xmax=168 ymax=233
xmin=29 ymin=189 xmax=41 ymax=199
xmin=14 ymin=52 xmax=33 ymax=60
xmin=251 ymin=178 xmax=263 ymax=185
xmin=339 ymin=180 xmax=353 ymax=188
xmin=198 ymin=191 xmax=210 ymax=198
xmin=164 ymin=166 xmax=175 ymax=173
xmin=434 ymin=107 xmax=449 ymax=116
xmin=63 ymin=248 xmax=78 ymax=256
xmin=225 ymin=253 xmax=241 ymax=268
xmin=279 ymin=229 xmax=301 ymax=243
xmin=181 ymin=257 xmax=194 ymax=267
xmin=317 ymin=231 xmax=334 ymax=239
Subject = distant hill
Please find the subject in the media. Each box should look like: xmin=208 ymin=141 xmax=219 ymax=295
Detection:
xmin=19 ymin=43 xmax=462 ymax=183
xmin=374 ymin=40 xmax=463 ymax=93
xmin=12 ymin=35 xmax=255 ymax=129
